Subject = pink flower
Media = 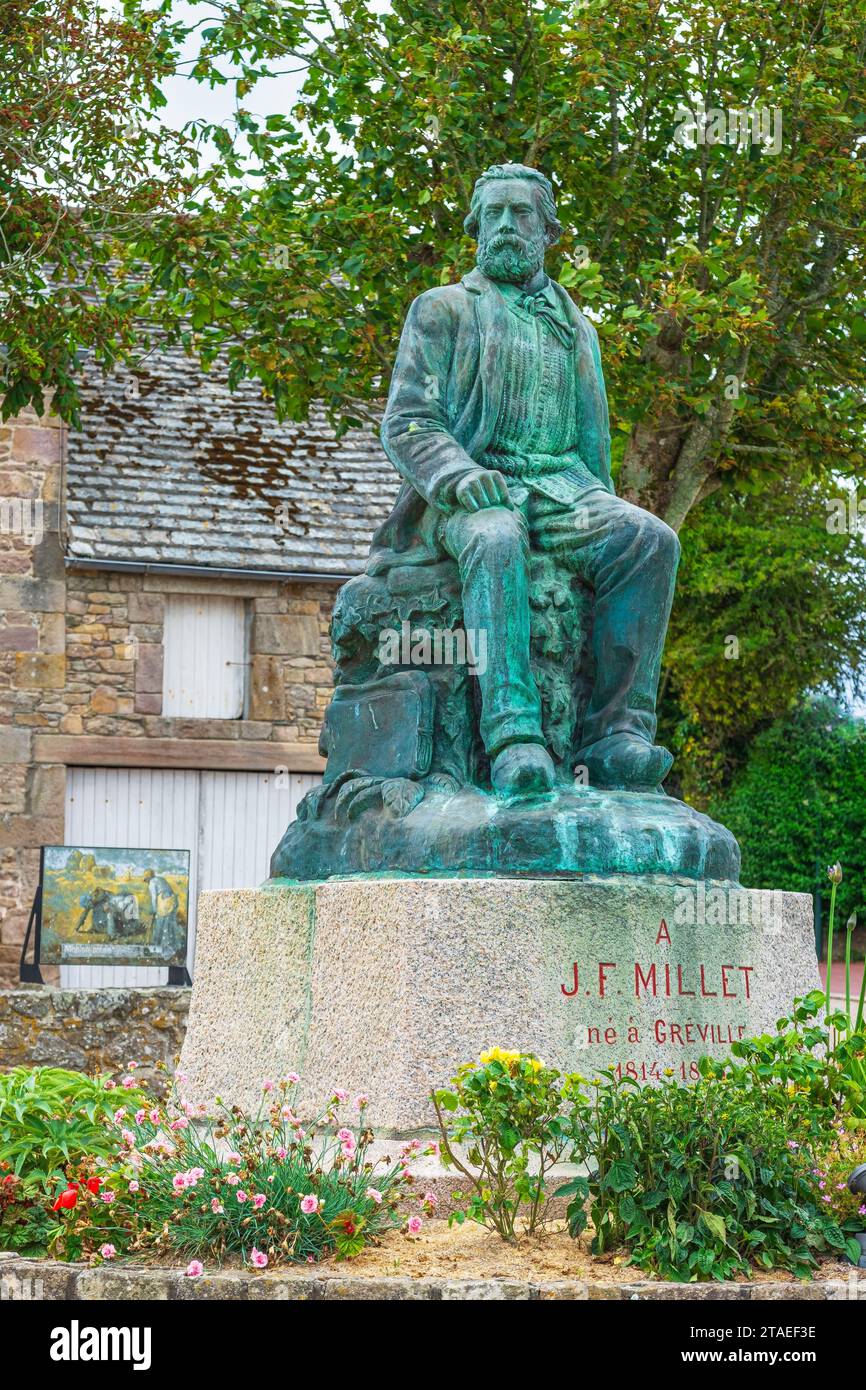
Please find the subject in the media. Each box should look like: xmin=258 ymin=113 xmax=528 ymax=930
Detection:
xmin=100 ymin=1244 xmax=116 ymax=1259
xmin=333 ymin=1089 xmax=348 ymax=1102
xmin=422 ymin=1191 xmax=438 ymax=1210
xmin=286 ymin=1071 xmax=300 ymax=1084
xmin=149 ymin=1109 xmax=160 ymax=1124
xmin=104 ymin=1079 xmax=116 ymax=1090
xmin=253 ymin=1193 xmax=267 ymax=1210
xmin=226 ymin=1173 xmax=240 ymax=1186
xmin=185 ymin=1260 xmax=204 ymax=1278
xmin=341 ymin=1141 xmax=356 ymax=1158
xmin=121 ymin=1129 xmax=135 ymax=1147
xmin=101 ymin=1190 xmax=116 ymax=1205
xmin=250 ymin=1247 xmax=268 ymax=1269
xmin=227 ymin=1152 xmax=241 ymax=1165
xmin=135 ymin=1109 xmax=146 ymax=1125
xmin=366 ymin=1187 xmax=383 ymax=1205
xmin=294 ymin=1126 xmax=306 ymax=1139
xmin=236 ymin=1190 xmax=248 ymax=1203
xmin=300 ymin=1194 xmax=319 ymax=1215
xmin=263 ymin=1080 xmax=275 ymax=1092
xmin=122 ymin=1076 xmax=135 ymax=1090
xmin=407 ymin=1216 xmax=423 ymax=1235
xmin=354 ymin=1094 xmax=370 ymax=1109
xmin=276 ymin=1146 xmax=288 ymax=1160
xmin=174 ymin=1070 xmax=189 ymax=1083
xmin=113 ymin=1108 xmax=126 ymax=1123
xmin=336 ymin=1127 xmax=353 ymax=1143
xmin=170 ymin=1118 xmax=188 ymax=1131
xmin=128 ymin=1181 xmax=140 ymax=1194
xmin=822 ymin=1195 xmax=831 ymax=1203
xmin=189 ymin=1167 xmax=205 ymax=1182
xmin=211 ymin=1198 xmax=224 ymax=1214
xmin=173 ymin=1174 xmax=188 ymax=1193
xmin=127 ymin=1061 xmax=138 ymax=1070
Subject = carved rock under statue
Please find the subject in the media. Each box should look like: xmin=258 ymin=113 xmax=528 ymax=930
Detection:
xmin=181 ymin=165 xmax=819 ymax=1127
xmin=270 ymin=162 xmax=738 ymax=882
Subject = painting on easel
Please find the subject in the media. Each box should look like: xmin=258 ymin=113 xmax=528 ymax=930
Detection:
xmin=39 ymin=845 xmax=190 ymax=968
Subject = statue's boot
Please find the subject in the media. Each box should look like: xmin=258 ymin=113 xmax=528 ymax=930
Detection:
xmin=491 ymin=742 xmax=557 ymax=798
xmin=575 ymin=733 xmax=673 ymax=792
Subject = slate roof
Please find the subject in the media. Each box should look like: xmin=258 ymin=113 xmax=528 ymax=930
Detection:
xmin=65 ymin=346 xmax=399 ymax=578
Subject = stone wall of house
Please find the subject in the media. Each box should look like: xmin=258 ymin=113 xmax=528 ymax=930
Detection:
xmin=0 ymin=987 xmax=189 ymax=1095
xmin=0 ymin=407 xmax=66 ymax=991
xmin=62 ymin=571 xmax=335 ymax=743
xmin=0 ymin=409 xmax=339 ymax=989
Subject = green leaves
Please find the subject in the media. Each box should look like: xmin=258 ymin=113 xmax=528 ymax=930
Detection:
xmin=567 ymin=1011 xmax=857 ymax=1281
xmin=0 ymin=1067 xmax=153 ymax=1194
xmin=432 ymin=1052 xmax=582 ymax=1241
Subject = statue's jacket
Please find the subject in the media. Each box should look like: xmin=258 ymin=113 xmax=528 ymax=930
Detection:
xmin=370 ymin=267 xmax=613 ymax=575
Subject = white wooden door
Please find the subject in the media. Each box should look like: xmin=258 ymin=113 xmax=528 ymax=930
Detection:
xmin=62 ymin=767 xmax=319 ymax=987
xmin=199 ymin=770 xmax=319 ymax=891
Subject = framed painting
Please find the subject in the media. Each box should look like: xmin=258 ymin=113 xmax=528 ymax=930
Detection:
xmin=38 ymin=845 xmax=190 ymax=969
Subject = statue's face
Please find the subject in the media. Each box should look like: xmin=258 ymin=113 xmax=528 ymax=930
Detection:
xmin=475 ymin=178 xmax=548 ymax=285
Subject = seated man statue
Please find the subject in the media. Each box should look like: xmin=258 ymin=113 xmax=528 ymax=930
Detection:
xmin=371 ymin=161 xmax=680 ymax=798
xmin=270 ymin=162 xmax=740 ymax=883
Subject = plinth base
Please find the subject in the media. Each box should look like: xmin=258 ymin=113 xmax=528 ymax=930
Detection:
xmin=269 ymin=785 xmax=740 ymax=883
xmin=179 ymin=877 xmax=820 ymax=1131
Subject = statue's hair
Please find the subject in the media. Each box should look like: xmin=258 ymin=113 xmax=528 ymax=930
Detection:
xmin=464 ymin=163 xmax=563 ymax=245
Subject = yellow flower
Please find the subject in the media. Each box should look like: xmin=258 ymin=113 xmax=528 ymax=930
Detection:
xmin=479 ymin=1047 xmax=521 ymax=1066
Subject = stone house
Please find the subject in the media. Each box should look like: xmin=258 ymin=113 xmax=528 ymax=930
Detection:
xmin=0 ymin=349 xmax=396 ymax=989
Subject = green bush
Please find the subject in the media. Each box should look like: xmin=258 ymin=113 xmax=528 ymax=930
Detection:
xmin=432 ymin=1047 xmax=580 ymax=1241
xmin=0 ymin=1066 xmax=154 ymax=1194
xmin=564 ymin=995 xmax=864 ymax=1281
xmin=710 ymin=699 xmax=866 ymax=944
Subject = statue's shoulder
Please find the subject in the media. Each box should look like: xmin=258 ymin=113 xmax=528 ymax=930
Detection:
xmin=405 ymin=281 xmax=472 ymax=321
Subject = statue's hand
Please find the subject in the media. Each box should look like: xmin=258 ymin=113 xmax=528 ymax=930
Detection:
xmin=455 ymin=468 xmax=512 ymax=512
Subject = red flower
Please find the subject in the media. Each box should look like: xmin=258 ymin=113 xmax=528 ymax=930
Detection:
xmin=52 ymin=1187 xmax=78 ymax=1211
xmin=342 ymin=1219 xmax=356 ymax=1236
xmin=86 ymin=1177 xmax=102 ymax=1194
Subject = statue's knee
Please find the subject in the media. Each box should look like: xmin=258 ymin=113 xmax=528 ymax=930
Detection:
xmin=623 ymin=505 xmax=680 ymax=562
xmin=459 ymin=507 xmax=524 ymax=560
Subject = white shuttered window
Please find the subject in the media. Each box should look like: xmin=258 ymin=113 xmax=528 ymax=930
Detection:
xmin=162 ymin=595 xmax=247 ymax=717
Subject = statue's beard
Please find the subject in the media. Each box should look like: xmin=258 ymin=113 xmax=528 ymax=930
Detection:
xmin=476 ymin=229 xmax=547 ymax=285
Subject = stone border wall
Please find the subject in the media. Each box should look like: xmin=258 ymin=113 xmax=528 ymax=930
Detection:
xmin=0 ymin=1255 xmax=862 ymax=1301
xmin=0 ymin=987 xmax=189 ymax=1093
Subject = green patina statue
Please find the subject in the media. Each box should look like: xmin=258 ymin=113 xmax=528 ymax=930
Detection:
xmin=270 ymin=164 xmax=740 ymax=883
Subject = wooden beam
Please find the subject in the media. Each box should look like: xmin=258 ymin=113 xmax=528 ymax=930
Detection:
xmin=33 ymin=735 xmax=325 ymax=773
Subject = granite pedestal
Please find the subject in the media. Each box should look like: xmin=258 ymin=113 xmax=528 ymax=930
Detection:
xmin=179 ymin=877 xmax=821 ymax=1132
